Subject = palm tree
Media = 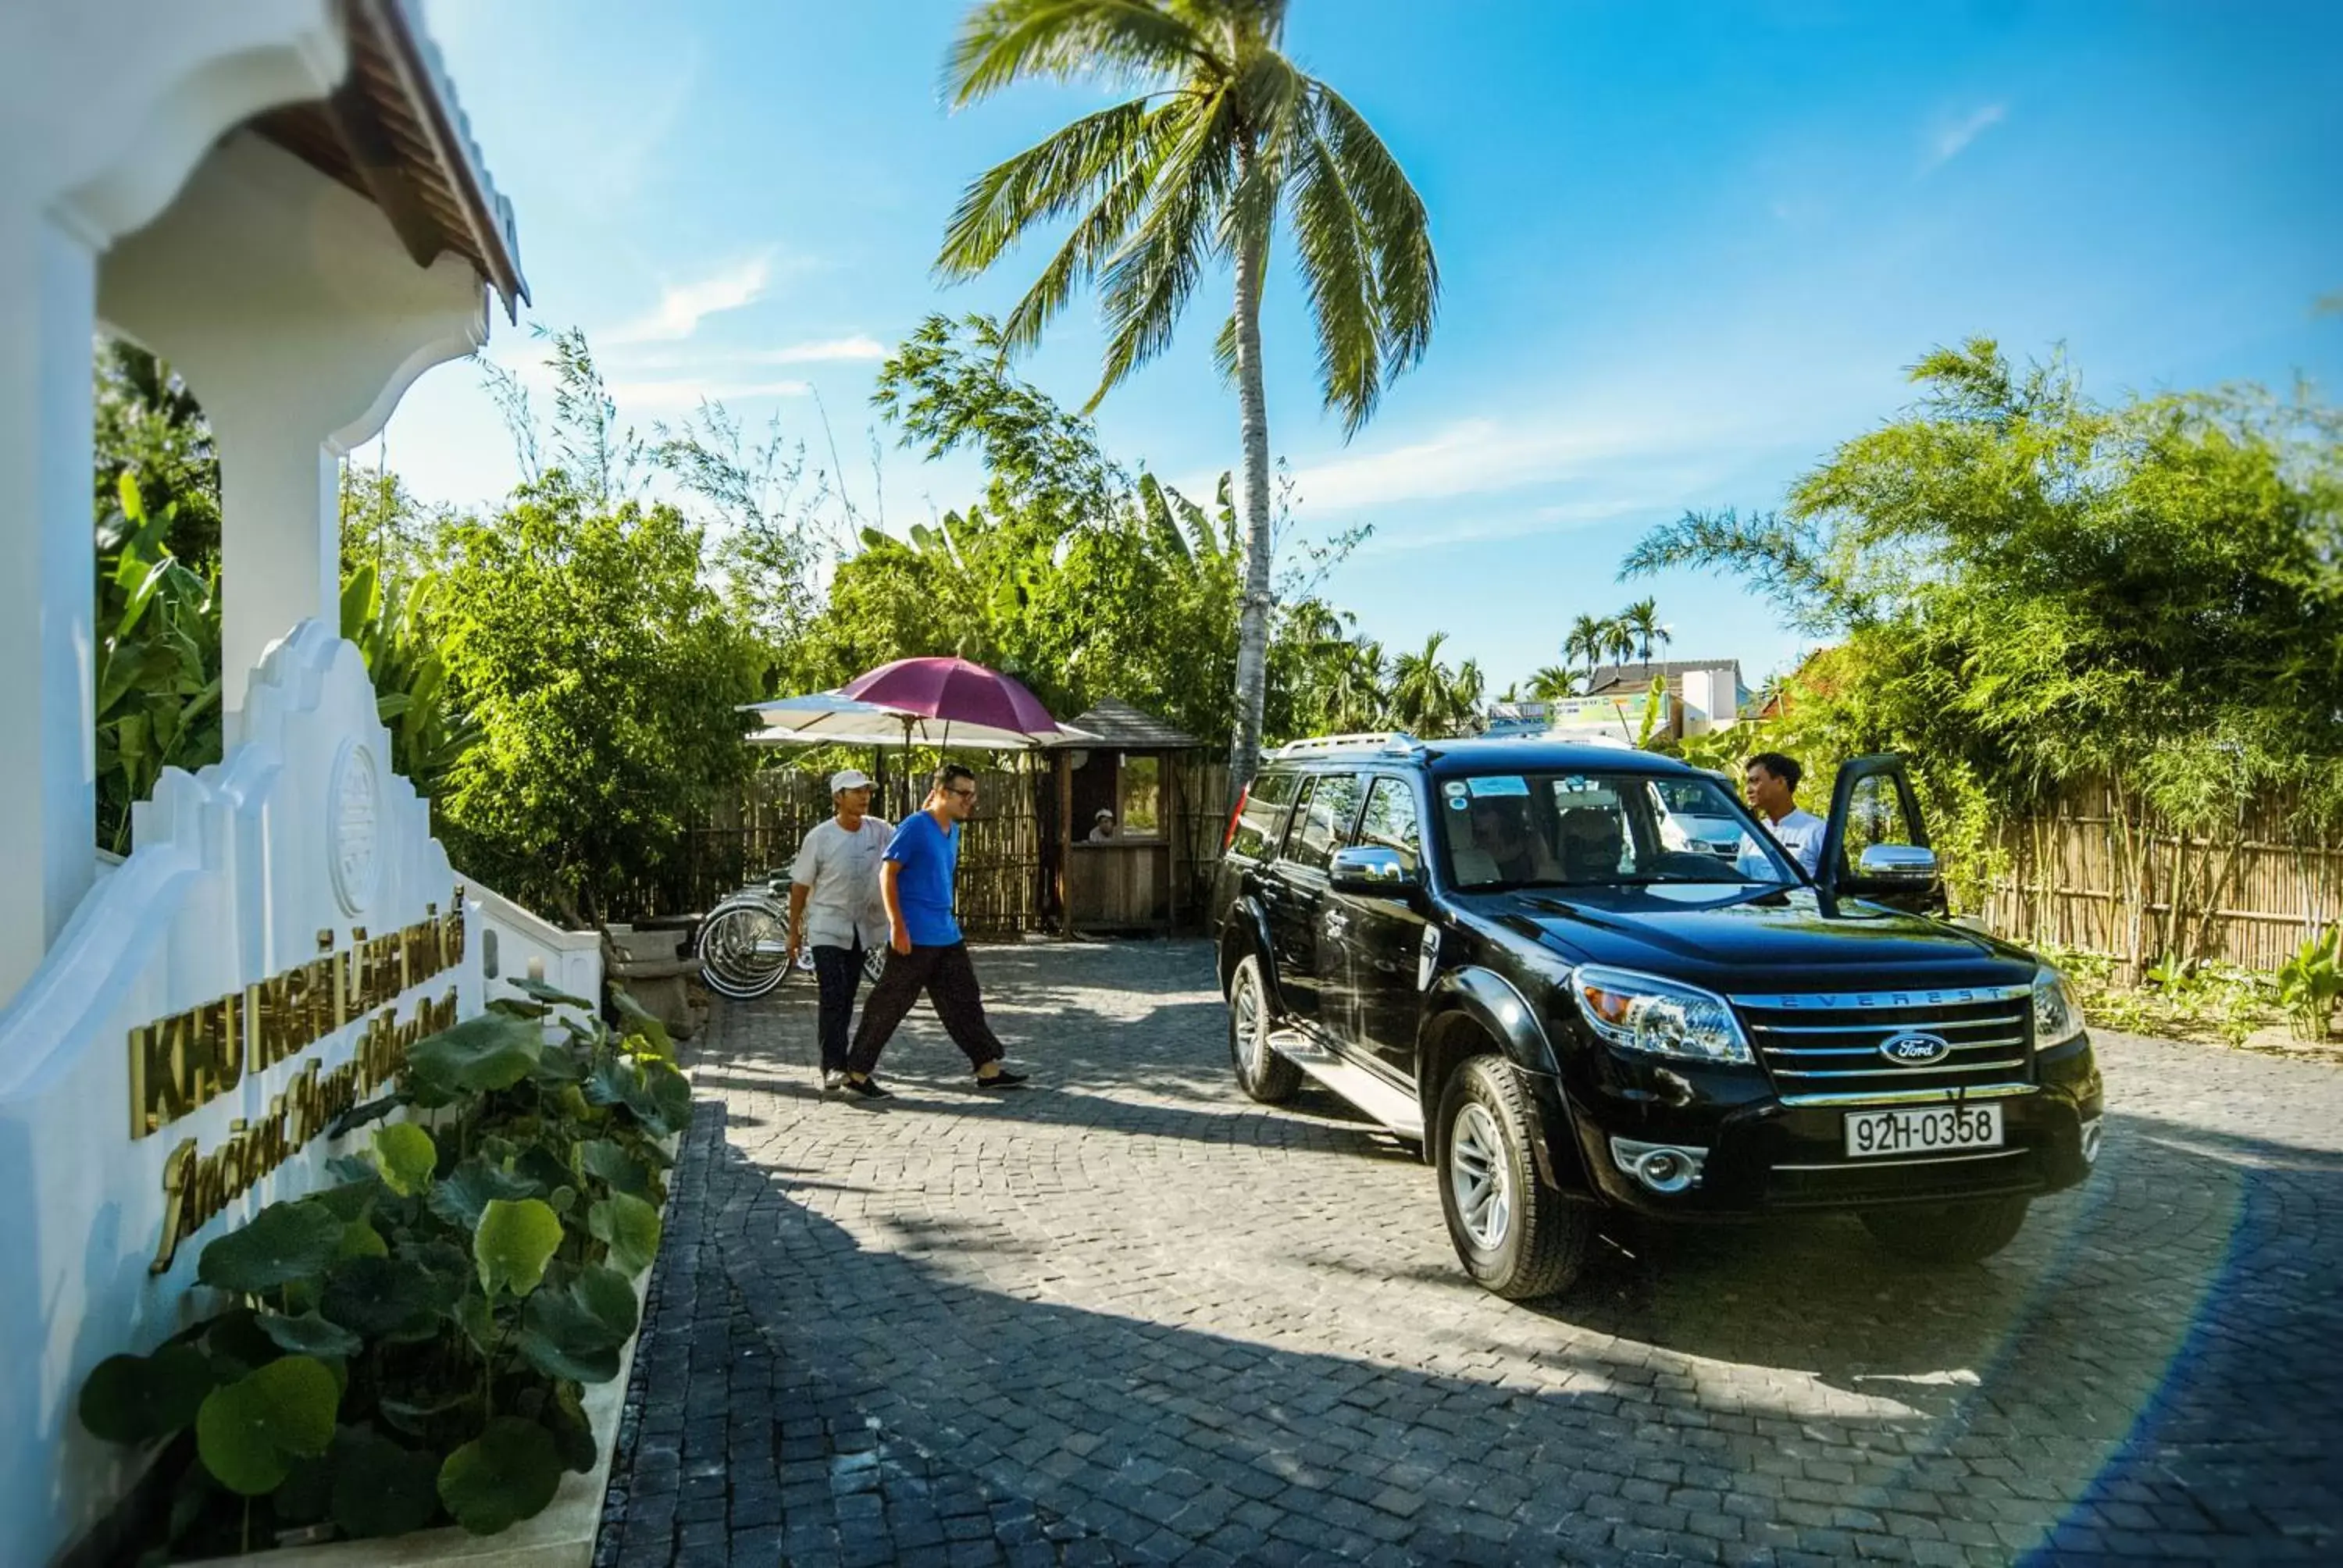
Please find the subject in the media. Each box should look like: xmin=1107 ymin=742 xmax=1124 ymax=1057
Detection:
xmin=1329 ymin=639 xmax=1388 ymax=732
xmin=1449 ymin=657 xmax=1486 ymax=736
xmin=1526 ymin=665 xmax=1574 ymax=702
xmin=1563 ymin=614 xmax=1610 ymax=692
xmin=1622 ymin=597 xmax=1671 ymax=662
xmin=1600 ymin=615 xmax=1636 ymax=671
xmin=1389 ymin=632 xmax=1453 ymax=736
xmin=935 ymin=0 xmax=1439 ymax=802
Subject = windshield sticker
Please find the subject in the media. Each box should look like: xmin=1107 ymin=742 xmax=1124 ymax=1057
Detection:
xmin=1443 ymin=780 xmax=1468 ymax=797
xmin=1465 ymin=775 xmax=1529 ymax=798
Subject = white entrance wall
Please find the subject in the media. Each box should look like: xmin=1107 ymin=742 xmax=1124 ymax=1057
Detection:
xmin=0 ymin=0 xmax=344 ymax=1008
xmin=99 ymin=130 xmax=491 ymax=717
xmin=0 ymin=6 xmax=587 ymax=1561
xmin=0 ymin=624 xmax=487 ymax=1561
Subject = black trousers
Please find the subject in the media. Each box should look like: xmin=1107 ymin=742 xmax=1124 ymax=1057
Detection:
xmin=844 ymin=941 xmax=1004 ymax=1076
xmin=810 ymin=940 xmax=865 ymax=1072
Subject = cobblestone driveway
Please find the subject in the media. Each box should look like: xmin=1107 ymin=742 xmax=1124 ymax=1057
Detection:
xmin=597 ymin=940 xmax=2342 ymax=1567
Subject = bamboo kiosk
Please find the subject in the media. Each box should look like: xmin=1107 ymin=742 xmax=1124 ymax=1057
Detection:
xmin=1047 ymin=699 xmax=1200 ymax=935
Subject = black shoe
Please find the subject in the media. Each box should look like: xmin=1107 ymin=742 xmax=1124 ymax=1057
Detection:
xmin=974 ymin=1067 xmax=1029 ymax=1089
xmin=843 ymin=1075 xmax=892 ymax=1099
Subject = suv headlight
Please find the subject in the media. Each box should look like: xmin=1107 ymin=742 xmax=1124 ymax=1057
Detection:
xmin=2033 ymin=965 xmax=2084 ymax=1049
xmin=1570 ymin=965 xmax=1753 ymax=1065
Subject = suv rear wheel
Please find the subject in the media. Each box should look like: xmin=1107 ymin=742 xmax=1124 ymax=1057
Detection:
xmin=1436 ymin=1055 xmax=1589 ymax=1299
xmin=1226 ymin=953 xmax=1301 ymax=1104
xmin=1859 ymin=1196 xmax=2030 ymax=1264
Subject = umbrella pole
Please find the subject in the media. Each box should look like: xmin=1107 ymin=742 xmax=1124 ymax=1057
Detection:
xmin=901 ymin=712 xmax=916 ymax=820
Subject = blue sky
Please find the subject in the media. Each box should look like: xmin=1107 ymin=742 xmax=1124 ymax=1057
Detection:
xmin=376 ymin=0 xmax=2343 ymax=695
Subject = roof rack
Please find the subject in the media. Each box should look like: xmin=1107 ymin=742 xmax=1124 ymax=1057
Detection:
xmin=1272 ymin=731 xmax=1424 ymax=758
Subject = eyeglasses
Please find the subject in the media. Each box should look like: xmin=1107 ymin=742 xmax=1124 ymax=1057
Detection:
xmin=947 ymin=786 xmax=978 ymax=800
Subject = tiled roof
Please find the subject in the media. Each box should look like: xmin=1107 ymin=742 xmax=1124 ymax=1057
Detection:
xmin=1049 ymin=697 xmax=1199 ymax=750
xmin=1585 ymin=658 xmax=1742 ymax=694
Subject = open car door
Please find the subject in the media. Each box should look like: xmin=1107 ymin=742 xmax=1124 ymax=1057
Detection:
xmin=1817 ymin=754 xmax=1946 ymax=917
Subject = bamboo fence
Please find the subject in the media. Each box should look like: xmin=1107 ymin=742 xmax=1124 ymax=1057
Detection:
xmin=1979 ymin=779 xmax=2343 ymax=973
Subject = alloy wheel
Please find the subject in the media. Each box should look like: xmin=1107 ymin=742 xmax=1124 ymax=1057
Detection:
xmin=1449 ymin=1101 xmax=1512 ymax=1251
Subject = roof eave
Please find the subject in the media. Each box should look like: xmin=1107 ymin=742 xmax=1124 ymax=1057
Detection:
xmin=359 ymin=0 xmax=529 ymax=318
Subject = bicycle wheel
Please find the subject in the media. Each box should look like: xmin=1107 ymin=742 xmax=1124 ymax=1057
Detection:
xmin=697 ymin=900 xmax=793 ymax=999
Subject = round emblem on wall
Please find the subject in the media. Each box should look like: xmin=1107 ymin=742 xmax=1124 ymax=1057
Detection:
xmin=329 ymin=739 xmax=383 ymax=917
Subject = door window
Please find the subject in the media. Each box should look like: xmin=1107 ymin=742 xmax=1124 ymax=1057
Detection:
xmin=1229 ymin=769 xmax=1297 ymax=860
xmin=1287 ymin=772 xmax=1364 ymax=872
xmin=1357 ymin=776 xmax=1422 ymax=875
xmin=1836 ymin=769 xmax=1921 ymax=875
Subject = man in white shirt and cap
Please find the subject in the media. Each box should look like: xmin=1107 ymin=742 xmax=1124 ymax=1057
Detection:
xmin=786 ymin=769 xmax=893 ymax=1090
xmin=1744 ymin=751 xmax=1827 ymax=877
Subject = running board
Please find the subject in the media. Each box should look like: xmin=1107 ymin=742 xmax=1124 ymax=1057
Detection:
xmin=1266 ymin=1029 xmax=1425 ymax=1141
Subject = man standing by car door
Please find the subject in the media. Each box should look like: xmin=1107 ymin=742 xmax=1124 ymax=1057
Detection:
xmin=840 ymin=764 xmax=1029 ymax=1098
xmin=786 ymin=768 xmax=892 ymax=1092
xmin=1745 ymin=751 xmax=1827 ymax=876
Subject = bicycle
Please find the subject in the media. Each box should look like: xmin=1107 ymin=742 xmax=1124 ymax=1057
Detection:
xmin=695 ymin=873 xmax=888 ymax=1000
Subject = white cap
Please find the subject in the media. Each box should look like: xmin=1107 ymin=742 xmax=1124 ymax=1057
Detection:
xmin=1095 ymin=808 xmax=1114 ymax=818
xmin=830 ymin=768 xmax=874 ymax=794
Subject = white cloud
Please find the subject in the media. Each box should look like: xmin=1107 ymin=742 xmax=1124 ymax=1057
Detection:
xmin=600 ymin=334 xmax=889 ymax=372
xmin=609 ymin=254 xmax=775 ymax=343
xmin=606 ymin=377 xmax=813 ymax=411
xmin=1286 ymin=412 xmax=1746 ymax=515
xmin=755 ymin=334 xmax=888 ymax=364
xmin=1924 ymin=102 xmax=2007 ymax=172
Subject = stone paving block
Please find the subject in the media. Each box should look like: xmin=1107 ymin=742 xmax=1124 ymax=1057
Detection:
xmin=587 ymin=944 xmax=2342 ymax=1567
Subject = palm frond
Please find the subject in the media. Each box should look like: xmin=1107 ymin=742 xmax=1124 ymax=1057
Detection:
xmin=937 ymin=98 xmax=1160 ymax=281
xmin=1288 ymin=109 xmax=1382 ymax=435
xmin=1314 ymin=81 xmax=1438 ymax=371
xmin=1219 ymin=49 xmax=1307 ymax=262
xmin=1090 ymin=87 xmax=1240 ymax=403
xmin=997 ymin=97 xmax=1196 ymax=354
xmin=1207 ymin=312 xmax=1240 ymax=384
xmin=946 ymin=0 xmax=1212 ymax=106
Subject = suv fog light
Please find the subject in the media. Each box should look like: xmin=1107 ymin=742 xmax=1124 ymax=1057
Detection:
xmin=1610 ymin=1137 xmax=1707 ymax=1196
xmin=2079 ymin=1116 xmax=2104 ymax=1167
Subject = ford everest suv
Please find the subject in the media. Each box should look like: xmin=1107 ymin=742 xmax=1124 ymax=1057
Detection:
xmin=1213 ymin=735 xmax=2105 ymax=1300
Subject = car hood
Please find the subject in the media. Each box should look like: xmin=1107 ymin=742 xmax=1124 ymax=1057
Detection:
xmin=1473 ymin=883 xmax=2036 ymax=993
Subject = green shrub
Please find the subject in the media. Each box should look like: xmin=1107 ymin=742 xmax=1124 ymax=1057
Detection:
xmin=79 ymin=986 xmax=683 ymax=1556
xmin=2277 ymin=931 xmax=2342 ymax=1042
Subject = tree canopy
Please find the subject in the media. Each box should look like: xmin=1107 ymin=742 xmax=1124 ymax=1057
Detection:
xmin=1631 ymin=338 xmax=2343 ymax=904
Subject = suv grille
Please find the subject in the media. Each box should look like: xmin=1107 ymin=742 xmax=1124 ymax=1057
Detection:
xmin=1730 ymin=985 xmax=2035 ymax=1105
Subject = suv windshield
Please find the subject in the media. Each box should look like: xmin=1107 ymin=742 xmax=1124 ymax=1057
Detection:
xmin=1437 ymin=771 xmax=1797 ymax=889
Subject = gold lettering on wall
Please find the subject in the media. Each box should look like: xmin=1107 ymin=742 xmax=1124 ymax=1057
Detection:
xmin=127 ymin=900 xmax=467 ymax=1139
xmin=149 ymin=987 xmax=461 ymax=1274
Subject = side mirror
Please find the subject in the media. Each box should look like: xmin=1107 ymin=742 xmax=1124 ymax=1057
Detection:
xmin=1330 ymin=845 xmax=1418 ymax=895
xmin=1856 ymin=844 xmax=1938 ymax=882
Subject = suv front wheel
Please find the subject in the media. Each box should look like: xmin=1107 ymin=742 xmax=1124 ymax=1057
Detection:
xmin=1436 ymin=1056 xmax=1589 ymax=1299
xmin=1226 ymin=953 xmax=1302 ymax=1103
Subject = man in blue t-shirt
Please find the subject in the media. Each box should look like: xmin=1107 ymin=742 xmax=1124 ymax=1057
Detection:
xmin=840 ymin=763 xmax=1030 ymax=1098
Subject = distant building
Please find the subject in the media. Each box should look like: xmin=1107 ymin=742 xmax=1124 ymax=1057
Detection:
xmin=1584 ymin=659 xmax=1749 ymax=737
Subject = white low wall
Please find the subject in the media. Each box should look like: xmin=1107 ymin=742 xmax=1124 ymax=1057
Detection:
xmin=0 ymin=622 xmax=491 ymax=1565
xmin=470 ymin=879 xmax=604 ymax=1026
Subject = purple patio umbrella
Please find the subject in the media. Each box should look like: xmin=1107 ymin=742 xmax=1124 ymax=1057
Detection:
xmin=838 ymin=657 xmax=1065 ymax=740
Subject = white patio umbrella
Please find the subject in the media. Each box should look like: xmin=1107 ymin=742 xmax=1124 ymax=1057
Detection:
xmin=739 ymin=690 xmax=1084 ymax=751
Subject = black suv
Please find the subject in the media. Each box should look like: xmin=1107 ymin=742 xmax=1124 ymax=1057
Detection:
xmin=1213 ymin=735 xmax=2104 ymax=1300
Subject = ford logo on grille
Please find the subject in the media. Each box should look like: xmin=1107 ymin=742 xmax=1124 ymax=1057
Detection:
xmin=1879 ymin=1032 xmax=1952 ymax=1067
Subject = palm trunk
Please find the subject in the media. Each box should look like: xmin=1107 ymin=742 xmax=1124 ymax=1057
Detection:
xmin=1227 ymin=223 xmax=1275 ymax=810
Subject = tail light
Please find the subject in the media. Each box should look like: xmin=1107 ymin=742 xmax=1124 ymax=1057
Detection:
xmin=1221 ymin=784 xmax=1251 ymax=852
